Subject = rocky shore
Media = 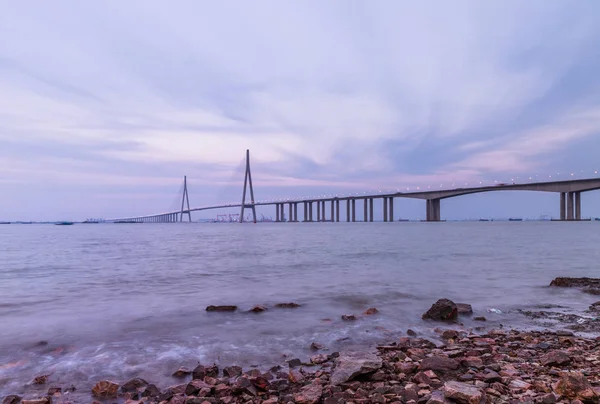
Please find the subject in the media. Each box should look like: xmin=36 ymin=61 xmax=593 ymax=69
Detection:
xmin=4 ymin=279 xmax=600 ymax=404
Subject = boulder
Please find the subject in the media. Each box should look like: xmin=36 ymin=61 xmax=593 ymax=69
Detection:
xmin=422 ymin=299 xmax=458 ymax=321
xmin=172 ymin=366 xmax=192 ymax=377
xmin=248 ymin=305 xmax=267 ymax=313
xmin=541 ymin=351 xmax=571 ymax=367
xmin=420 ymin=357 xmax=460 ymax=372
xmin=441 ymin=330 xmax=459 ymax=340
xmin=47 ymin=387 xmax=61 ymax=395
xmin=473 ymin=316 xmax=487 ymax=322
xmin=185 ymin=379 xmax=212 ymax=396
xmin=206 ymin=305 xmax=237 ymax=312
xmin=456 ymin=303 xmax=473 ymax=315
xmin=92 ymin=380 xmax=119 ymax=399
xmin=341 ymin=314 xmax=357 ymax=321
xmin=443 ymin=381 xmax=485 ymax=404
xmin=427 ymin=390 xmax=452 ymax=404
xmin=363 ymin=308 xmax=379 ymax=315
xmin=310 ymin=342 xmax=324 ymax=351
xmin=32 ymin=375 xmax=49 ymax=385
xmin=330 ymin=351 xmax=383 ymax=385
xmin=141 ymin=384 xmax=161 ymax=398
xmin=121 ymin=378 xmax=148 ymax=393
xmin=3 ymin=396 xmax=22 ymax=404
xmin=275 ymin=302 xmax=301 ymax=308
xmin=553 ymin=371 xmax=599 ymax=403
xmin=223 ymin=366 xmax=243 ymax=378
xmin=294 ymin=382 xmax=323 ymax=404
xmin=192 ymin=365 xmax=206 ymax=379
xmin=550 ymin=277 xmax=600 ymax=288
xmin=21 ymin=400 xmax=50 ymax=404
xmin=310 ymin=354 xmax=329 ymax=364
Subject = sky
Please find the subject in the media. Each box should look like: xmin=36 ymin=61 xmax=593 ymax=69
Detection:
xmin=1 ymin=1 xmax=600 ymax=221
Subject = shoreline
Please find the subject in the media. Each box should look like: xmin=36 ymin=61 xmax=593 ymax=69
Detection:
xmin=5 ymin=328 xmax=600 ymax=404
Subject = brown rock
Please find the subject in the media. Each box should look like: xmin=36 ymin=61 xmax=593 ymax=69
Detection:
xmin=21 ymin=400 xmax=50 ymax=404
xmin=288 ymin=369 xmax=305 ymax=384
xmin=427 ymin=390 xmax=451 ymax=403
xmin=541 ymin=351 xmax=571 ymax=367
xmin=275 ymin=302 xmax=301 ymax=308
xmin=248 ymin=305 xmax=267 ymax=313
xmin=185 ymin=379 xmax=212 ymax=396
xmin=47 ymin=387 xmax=61 ymax=395
xmin=341 ymin=314 xmax=357 ymax=321
xmin=363 ymin=308 xmax=379 ymax=315
xmin=173 ymin=366 xmax=192 ymax=377
xmin=205 ymin=305 xmax=237 ymax=312
xmin=223 ymin=366 xmax=243 ymax=378
xmin=461 ymin=357 xmax=483 ymax=368
xmin=442 ymin=330 xmax=459 ymax=340
xmin=330 ymin=351 xmax=382 ymax=385
xmin=141 ymin=384 xmax=161 ymax=398
xmin=311 ymin=354 xmax=329 ymax=364
xmin=420 ymin=357 xmax=460 ymax=372
xmin=294 ymin=382 xmax=323 ymax=404
xmin=553 ymin=371 xmax=599 ymax=403
xmin=456 ymin=303 xmax=473 ymax=315
xmin=91 ymin=380 xmax=119 ymax=399
xmin=473 ymin=316 xmax=487 ymax=322
xmin=407 ymin=329 xmax=418 ymax=337
xmin=32 ymin=375 xmax=49 ymax=385
xmin=443 ymin=381 xmax=485 ymax=404
xmin=310 ymin=342 xmax=325 ymax=350
xmin=3 ymin=396 xmax=22 ymax=404
xmin=422 ymin=299 xmax=458 ymax=321
xmin=121 ymin=378 xmax=148 ymax=393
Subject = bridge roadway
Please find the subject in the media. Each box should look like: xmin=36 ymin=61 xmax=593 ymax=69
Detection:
xmin=105 ymin=177 xmax=600 ymax=223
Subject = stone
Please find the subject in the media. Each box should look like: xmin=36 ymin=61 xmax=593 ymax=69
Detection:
xmin=427 ymin=390 xmax=451 ymax=404
xmin=442 ymin=330 xmax=459 ymax=340
xmin=363 ymin=308 xmax=379 ymax=315
xmin=185 ymin=379 xmax=212 ymax=396
xmin=121 ymin=378 xmax=148 ymax=393
xmin=420 ymin=357 xmax=460 ymax=372
xmin=47 ymin=387 xmax=61 ymax=395
xmin=231 ymin=377 xmax=257 ymax=396
xmin=205 ymin=305 xmax=237 ymax=312
xmin=341 ymin=314 xmax=357 ymax=321
xmin=330 ymin=351 xmax=383 ymax=385
xmin=141 ymin=384 xmax=161 ymax=398
xmin=422 ymin=299 xmax=458 ymax=321
xmin=407 ymin=329 xmax=418 ymax=336
xmin=249 ymin=376 xmax=270 ymax=391
xmin=474 ymin=316 xmax=487 ymax=322
xmin=223 ymin=366 xmax=243 ymax=378
xmin=275 ymin=302 xmax=301 ymax=308
xmin=287 ymin=358 xmax=302 ymax=368
xmin=541 ymin=351 xmax=571 ymax=367
xmin=173 ymin=366 xmax=192 ymax=377
xmin=443 ymin=381 xmax=485 ymax=404
xmin=294 ymin=382 xmax=323 ymax=404
xmin=92 ymin=380 xmax=119 ymax=399
xmin=21 ymin=400 xmax=50 ymax=404
xmin=192 ymin=365 xmax=206 ymax=379
xmin=310 ymin=342 xmax=325 ymax=350
xmin=553 ymin=371 xmax=599 ymax=403
xmin=461 ymin=357 xmax=484 ymax=368
xmin=456 ymin=303 xmax=473 ymax=315
xmin=288 ymin=369 xmax=305 ymax=384
xmin=550 ymin=277 xmax=600 ymax=288
xmin=32 ymin=375 xmax=49 ymax=385
xmin=538 ymin=393 xmax=557 ymax=404
xmin=311 ymin=354 xmax=329 ymax=364
xmin=3 ymin=396 xmax=22 ymax=404
xmin=248 ymin=305 xmax=267 ymax=313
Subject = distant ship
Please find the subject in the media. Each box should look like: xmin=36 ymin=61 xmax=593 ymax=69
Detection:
xmin=397 ymin=218 xmax=410 ymax=222
xmin=114 ymin=220 xmax=138 ymax=224
xmin=508 ymin=218 xmax=523 ymax=222
xmin=479 ymin=218 xmax=490 ymax=222
xmin=55 ymin=221 xmax=74 ymax=226
xmin=0 ymin=221 xmax=10 ymax=224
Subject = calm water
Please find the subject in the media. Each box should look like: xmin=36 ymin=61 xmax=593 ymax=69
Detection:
xmin=1 ymin=222 xmax=599 ymax=399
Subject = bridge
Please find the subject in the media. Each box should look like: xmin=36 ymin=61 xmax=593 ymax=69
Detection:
xmin=106 ymin=150 xmax=600 ymax=223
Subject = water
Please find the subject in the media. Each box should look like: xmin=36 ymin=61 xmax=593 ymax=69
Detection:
xmin=1 ymin=222 xmax=599 ymax=400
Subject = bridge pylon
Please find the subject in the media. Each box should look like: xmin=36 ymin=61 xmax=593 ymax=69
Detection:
xmin=240 ymin=149 xmax=257 ymax=223
xmin=180 ymin=175 xmax=192 ymax=222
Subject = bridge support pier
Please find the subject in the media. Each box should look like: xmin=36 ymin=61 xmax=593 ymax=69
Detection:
xmin=369 ymin=198 xmax=374 ymax=222
xmin=363 ymin=199 xmax=368 ymax=222
xmin=276 ymin=204 xmax=280 ymax=222
xmin=426 ymin=199 xmax=441 ymax=221
xmin=567 ymin=192 xmax=574 ymax=220
xmin=560 ymin=193 xmax=566 ymax=220
xmin=336 ymin=200 xmax=340 ymax=222
xmin=289 ymin=203 xmax=293 ymax=222
xmin=575 ymin=192 xmax=581 ymax=220
xmin=383 ymin=198 xmax=388 ymax=222
xmin=316 ymin=201 xmax=321 ymax=222
xmin=309 ymin=202 xmax=313 ymax=222
xmin=389 ymin=197 xmax=394 ymax=222
xmin=294 ymin=203 xmax=298 ymax=222
xmin=346 ymin=200 xmax=350 ymax=222
xmin=330 ymin=200 xmax=334 ymax=223
xmin=352 ymin=199 xmax=356 ymax=222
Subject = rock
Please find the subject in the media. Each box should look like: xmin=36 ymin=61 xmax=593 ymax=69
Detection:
xmin=141 ymin=384 xmax=161 ymax=398
xmin=185 ymin=379 xmax=212 ymax=396
xmin=341 ymin=314 xmax=357 ymax=321
xmin=205 ymin=305 xmax=237 ymax=312
xmin=21 ymin=400 xmax=50 ymax=404
xmin=550 ymin=277 xmax=600 ymax=289
xmin=249 ymin=376 xmax=270 ymax=391
xmin=32 ymin=375 xmax=49 ymax=385
xmin=47 ymin=387 xmax=61 ymax=395
xmin=223 ymin=366 xmax=243 ymax=378
xmin=205 ymin=364 xmax=219 ymax=378
xmin=2 ymin=396 xmax=22 ymax=404
xmin=427 ymin=390 xmax=451 ymax=404
xmin=310 ymin=342 xmax=325 ymax=350
xmin=311 ymin=354 xmax=329 ymax=364
xmin=231 ymin=377 xmax=257 ymax=396
xmin=363 ymin=308 xmax=379 ymax=315
xmin=192 ymin=365 xmax=206 ymax=379
xmin=538 ymin=393 xmax=557 ymax=404
xmin=294 ymin=382 xmax=323 ymax=404
xmin=541 ymin=351 xmax=571 ymax=367
xmin=287 ymin=358 xmax=302 ymax=368
xmin=590 ymin=301 xmax=600 ymax=311
xmin=288 ymin=369 xmax=305 ymax=383
xmin=553 ymin=371 xmax=599 ymax=403
xmin=442 ymin=330 xmax=459 ymax=340
xmin=422 ymin=299 xmax=458 ymax=321
xmin=407 ymin=329 xmax=417 ymax=336
xmin=473 ymin=316 xmax=487 ymax=322
xmin=443 ymin=381 xmax=485 ymax=404
xmin=420 ymin=357 xmax=460 ymax=372
xmin=92 ymin=380 xmax=119 ymax=399
xmin=172 ymin=366 xmax=192 ymax=377
xmin=248 ymin=305 xmax=267 ymax=313
xmin=121 ymin=378 xmax=148 ymax=393
xmin=275 ymin=302 xmax=301 ymax=308
xmin=330 ymin=351 xmax=383 ymax=385
xmin=456 ymin=303 xmax=473 ymax=315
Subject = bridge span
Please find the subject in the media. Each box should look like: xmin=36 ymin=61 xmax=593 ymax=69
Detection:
xmin=105 ymin=150 xmax=600 ymax=223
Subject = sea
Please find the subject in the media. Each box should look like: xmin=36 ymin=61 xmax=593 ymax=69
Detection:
xmin=1 ymin=222 xmax=599 ymax=400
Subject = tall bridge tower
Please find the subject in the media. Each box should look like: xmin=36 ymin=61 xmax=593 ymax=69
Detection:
xmin=240 ymin=149 xmax=257 ymax=223
xmin=180 ymin=175 xmax=192 ymax=222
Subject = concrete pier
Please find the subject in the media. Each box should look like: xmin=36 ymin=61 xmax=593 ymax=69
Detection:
xmin=346 ymin=200 xmax=350 ymax=222
xmin=309 ymin=202 xmax=313 ymax=222
xmin=560 ymin=193 xmax=566 ymax=220
xmin=369 ymin=198 xmax=374 ymax=222
xmin=288 ymin=203 xmax=293 ymax=222
xmin=389 ymin=197 xmax=394 ymax=222
xmin=294 ymin=203 xmax=298 ymax=222
xmin=426 ymin=199 xmax=441 ymax=221
xmin=276 ymin=204 xmax=280 ymax=222
xmin=336 ymin=200 xmax=340 ymax=222
xmin=575 ymin=192 xmax=581 ymax=220
xmin=383 ymin=198 xmax=388 ymax=222
xmin=567 ymin=192 xmax=574 ymax=220
xmin=330 ymin=200 xmax=334 ymax=222
xmin=363 ymin=199 xmax=368 ymax=222
xmin=352 ymin=199 xmax=356 ymax=222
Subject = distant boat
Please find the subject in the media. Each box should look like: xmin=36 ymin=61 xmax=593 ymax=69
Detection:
xmin=595 ymin=218 xmax=600 ymax=221
xmin=0 ymin=221 xmax=10 ymax=224
xmin=479 ymin=218 xmax=490 ymax=222
xmin=55 ymin=221 xmax=74 ymax=226
xmin=397 ymin=218 xmax=410 ymax=222
xmin=114 ymin=220 xmax=138 ymax=224
xmin=508 ymin=218 xmax=523 ymax=222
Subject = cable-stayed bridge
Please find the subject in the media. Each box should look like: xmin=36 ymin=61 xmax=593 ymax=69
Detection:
xmin=105 ymin=150 xmax=600 ymax=223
